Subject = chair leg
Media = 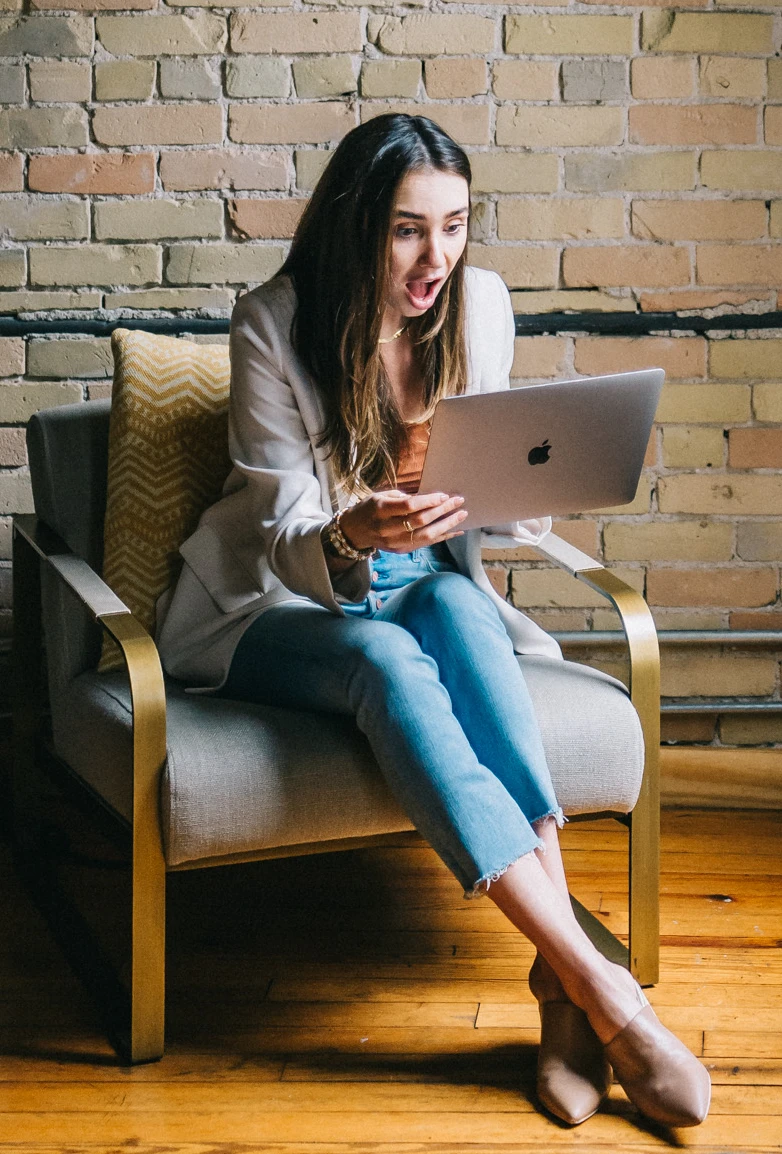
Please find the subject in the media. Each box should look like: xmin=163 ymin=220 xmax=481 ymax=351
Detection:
xmin=129 ymin=838 xmax=166 ymax=1063
xmin=628 ymin=742 xmax=661 ymax=986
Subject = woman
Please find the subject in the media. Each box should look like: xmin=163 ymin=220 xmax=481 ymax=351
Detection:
xmin=157 ymin=114 xmax=710 ymax=1129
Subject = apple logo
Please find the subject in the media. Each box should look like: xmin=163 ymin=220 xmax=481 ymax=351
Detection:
xmin=528 ymin=439 xmax=551 ymax=466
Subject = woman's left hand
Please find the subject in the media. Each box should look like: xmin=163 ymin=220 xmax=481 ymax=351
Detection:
xmin=339 ymin=489 xmax=468 ymax=554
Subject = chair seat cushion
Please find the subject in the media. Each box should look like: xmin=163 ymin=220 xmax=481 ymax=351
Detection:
xmin=52 ymin=655 xmax=644 ymax=867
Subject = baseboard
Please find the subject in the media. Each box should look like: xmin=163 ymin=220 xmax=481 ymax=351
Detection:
xmin=660 ymin=746 xmax=782 ymax=809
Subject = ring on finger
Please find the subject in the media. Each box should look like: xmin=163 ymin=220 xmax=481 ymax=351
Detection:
xmin=402 ymin=518 xmax=415 ymax=545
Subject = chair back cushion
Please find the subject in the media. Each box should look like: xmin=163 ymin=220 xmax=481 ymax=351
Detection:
xmin=98 ymin=329 xmax=231 ymax=670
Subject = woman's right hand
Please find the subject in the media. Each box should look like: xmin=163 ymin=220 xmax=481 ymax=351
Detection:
xmin=339 ymin=490 xmax=468 ymax=555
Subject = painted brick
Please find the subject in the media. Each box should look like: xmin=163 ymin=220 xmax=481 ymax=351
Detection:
xmin=161 ymin=149 xmax=288 ymax=193
xmin=0 ymin=108 xmax=87 ymax=148
xmin=492 ymin=60 xmax=558 ymax=101
xmin=94 ymin=61 xmax=155 ymax=102
xmin=564 ymin=246 xmax=691 ymax=289
xmin=93 ymin=105 xmax=223 ymax=147
xmin=561 ymin=60 xmax=627 ymax=103
xmin=232 ymin=13 xmax=362 ymax=55
xmin=0 ymin=63 xmax=23 ymax=104
xmin=27 ymin=337 xmax=112 ymax=379
xmin=511 ymin=336 xmax=569 ymax=379
xmin=230 ymin=103 xmax=355 ymax=146
xmin=658 ymin=474 xmax=782 ymax=515
xmin=604 ymin=522 xmax=733 ymax=563
xmin=228 ymin=198 xmax=306 ymax=239
xmin=159 ymin=58 xmax=221 ymax=101
xmin=29 ymin=60 xmax=90 ymax=103
xmin=0 ymin=428 xmax=26 ymax=467
xmin=0 ymin=15 xmax=93 ymax=56
xmin=0 ymin=200 xmax=88 ymax=240
xmin=631 ymin=56 xmax=695 ymax=100
xmin=30 ymin=244 xmax=161 ymax=287
xmin=468 ymin=245 xmax=558 ymax=291
xmin=360 ymin=103 xmax=490 ymax=147
xmin=711 ymin=339 xmax=782 ymax=381
xmin=720 ymin=714 xmax=782 ymax=747
xmin=565 ymin=152 xmax=695 ymax=193
xmin=0 ymin=290 xmax=99 ymax=311
xmin=660 ymin=650 xmax=777 ymax=698
xmin=0 ymin=336 xmax=24 ymax=376
xmin=699 ymin=56 xmax=766 ymax=100
xmin=575 ymin=336 xmax=706 ymax=380
xmin=632 ymin=200 xmax=766 ymax=242
xmin=295 ymin=149 xmax=333 ymax=191
xmin=754 ymin=383 xmax=782 ymax=422
xmin=648 ymin=568 xmax=777 ymax=608
xmin=698 ymin=246 xmax=782 ymax=287
xmin=225 ymin=57 xmax=290 ymax=98
xmin=360 ymin=60 xmax=421 ymax=99
xmin=0 ymin=381 xmax=83 ymax=422
xmin=701 ymin=152 xmax=782 ymax=192
xmin=641 ymin=12 xmax=773 ymax=55
xmin=729 ymin=428 xmax=782 ymax=469
xmin=166 ymin=243 xmax=284 ymax=285
xmin=105 ymin=288 xmax=232 ymax=311
xmin=662 ymin=427 xmax=726 ymax=469
xmin=29 ymin=152 xmax=154 ymax=195
xmin=0 ymin=151 xmax=22 ymax=191
xmin=505 ymin=15 xmax=633 ymax=56
xmin=372 ymin=16 xmax=494 ymax=56
xmin=95 ymin=200 xmax=223 ymax=241
xmin=737 ymin=522 xmax=782 ymax=562
xmin=470 ymin=152 xmax=559 ymax=195
xmin=468 ymin=200 xmax=493 ymax=244
xmin=425 ymin=59 xmax=487 ymax=99
xmin=631 ymin=104 xmax=757 ymax=146
xmin=0 ymin=250 xmax=24 ymax=287
xmin=641 ymin=290 xmax=770 ymax=312
xmin=498 ymin=198 xmax=624 ymax=242
xmin=293 ymin=57 xmax=356 ymax=99
xmin=655 ymin=384 xmax=749 ymax=423
xmin=97 ymin=13 xmax=226 ymax=57
xmin=765 ymin=107 xmax=782 ymax=146
xmin=497 ymin=106 xmax=623 ymax=148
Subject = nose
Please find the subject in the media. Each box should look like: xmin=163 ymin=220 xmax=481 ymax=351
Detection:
xmin=420 ymin=231 xmax=444 ymax=269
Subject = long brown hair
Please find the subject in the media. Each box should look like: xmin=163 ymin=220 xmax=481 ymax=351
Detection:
xmin=277 ymin=114 xmax=471 ymax=496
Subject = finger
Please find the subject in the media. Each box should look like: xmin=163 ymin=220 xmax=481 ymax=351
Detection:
xmin=397 ymin=508 xmax=468 ymax=546
xmin=409 ymin=494 xmax=465 ymax=530
xmin=383 ymin=490 xmax=456 ymax=514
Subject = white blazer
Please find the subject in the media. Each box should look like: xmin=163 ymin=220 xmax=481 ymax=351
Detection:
xmin=156 ymin=264 xmax=563 ymax=689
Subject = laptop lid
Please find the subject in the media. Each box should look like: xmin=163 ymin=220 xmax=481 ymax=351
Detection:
xmin=418 ymin=369 xmax=664 ymax=530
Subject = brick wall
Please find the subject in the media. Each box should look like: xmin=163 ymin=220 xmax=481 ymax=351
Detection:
xmin=1 ymin=2 xmax=781 ymax=744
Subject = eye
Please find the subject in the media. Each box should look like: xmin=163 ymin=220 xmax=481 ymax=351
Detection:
xmin=446 ymin=221 xmax=465 ymax=234
xmin=395 ymin=225 xmax=418 ymax=238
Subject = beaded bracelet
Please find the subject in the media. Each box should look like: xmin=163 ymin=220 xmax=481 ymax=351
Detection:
xmin=322 ymin=508 xmax=375 ymax=561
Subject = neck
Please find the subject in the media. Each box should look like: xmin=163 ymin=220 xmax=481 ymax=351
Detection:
xmin=379 ymin=307 xmax=407 ymax=343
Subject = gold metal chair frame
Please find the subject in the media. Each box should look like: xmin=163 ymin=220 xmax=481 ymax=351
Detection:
xmin=12 ymin=513 xmax=660 ymax=1064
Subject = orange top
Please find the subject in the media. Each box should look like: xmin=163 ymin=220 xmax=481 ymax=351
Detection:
xmin=394 ymin=418 xmax=432 ymax=495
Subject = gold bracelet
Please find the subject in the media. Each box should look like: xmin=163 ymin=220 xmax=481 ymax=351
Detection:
xmin=323 ymin=509 xmax=375 ymax=561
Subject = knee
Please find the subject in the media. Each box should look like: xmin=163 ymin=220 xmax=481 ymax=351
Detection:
xmin=403 ymin=571 xmax=493 ymax=622
xmin=351 ymin=620 xmax=425 ymax=684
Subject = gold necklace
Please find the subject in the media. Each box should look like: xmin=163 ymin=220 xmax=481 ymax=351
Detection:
xmin=378 ymin=322 xmax=409 ymax=345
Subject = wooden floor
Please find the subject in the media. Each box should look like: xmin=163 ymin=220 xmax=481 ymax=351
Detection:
xmin=1 ymin=806 xmax=781 ymax=1152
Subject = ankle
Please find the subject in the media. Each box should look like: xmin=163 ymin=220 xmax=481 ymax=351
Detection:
xmin=529 ymin=953 xmax=568 ymax=1004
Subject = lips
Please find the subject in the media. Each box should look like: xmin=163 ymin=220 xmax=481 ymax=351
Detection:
xmin=405 ymin=276 xmax=443 ymax=309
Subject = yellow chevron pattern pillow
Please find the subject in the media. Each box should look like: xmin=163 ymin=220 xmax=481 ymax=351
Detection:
xmin=99 ymin=328 xmax=232 ymax=672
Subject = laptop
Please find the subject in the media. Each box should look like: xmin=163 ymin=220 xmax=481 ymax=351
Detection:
xmin=418 ymin=369 xmax=664 ymax=530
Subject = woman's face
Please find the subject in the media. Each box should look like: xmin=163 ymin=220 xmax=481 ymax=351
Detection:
xmin=384 ymin=168 xmax=470 ymax=321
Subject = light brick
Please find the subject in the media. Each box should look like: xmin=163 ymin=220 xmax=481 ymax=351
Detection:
xmin=425 ymin=59 xmax=487 ymax=99
xmin=225 ymin=57 xmax=289 ymax=99
xmin=31 ymin=0 xmax=155 ymax=8
xmin=662 ymin=427 xmax=726 ymax=469
xmin=562 ymin=61 xmax=627 ymax=104
xmin=698 ymin=246 xmax=782 ymax=288
xmin=641 ymin=289 xmax=769 ymax=312
xmin=754 ymin=383 xmax=782 ymax=422
xmin=511 ymin=290 xmax=635 ymax=314
xmin=29 ymin=153 xmax=154 ymax=195
xmin=630 ymin=105 xmax=757 ymax=146
xmin=505 ymin=15 xmax=633 ymax=56
xmin=497 ymin=106 xmax=623 ymax=148
xmin=729 ymin=428 xmax=782 ymax=469
xmin=660 ymin=650 xmax=777 ymax=698
xmin=230 ymin=103 xmax=355 ymax=146
xmin=161 ymin=149 xmax=288 ymax=193
xmin=0 ymin=381 xmax=83 ymax=422
xmin=0 ymin=200 xmax=87 ymax=241
xmin=632 ymin=200 xmax=766 ymax=242
xmin=94 ymin=60 xmax=155 ymax=102
xmin=604 ymin=522 xmax=733 ymax=563
xmin=0 ymin=63 xmax=23 ymax=104
xmin=29 ymin=60 xmax=90 ymax=103
xmin=0 ymin=336 xmax=24 ymax=376
xmin=166 ymin=243 xmax=284 ymax=285
xmin=293 ymin=57 xmax=356 ymax=99
xmin=0 ymin=290 xmax=99 ymax=311
xmin=97 ymin=13 xmax=226 ymax=57
xmin=631 ymin=56 xmax=695 ymax=100
xmin=770 ymin=60 xmax=782 ymax=102
xmin=511 ymin=336 xmax=569 ymax=379
xmin=655 ymin=383 xmax=749 ymax=423
xmin=648 ymin=568 xmax=777 ymax=608
xmin=737 ymin=522 xmax=782 ymax=562
xmin=360 ymin=60 xmax=421 ymax=99
xmin=564 ymin=246 xmax=690 ymax=289
xmin=93 ymin=105 xmax=223 ymax=147
xmin=470 ymin=152 xmax=559 ymax=195
xmin=771 ymin=203 xmax=782 ymax=239
xmin=360 ymin=103 xmax=490 ymax=147
xmin=232 ymin=13 xmax=362 ymax=54
xmin=701 ymin=152 xmax=782 ymax=192
xmin=498 ymin=198 xmax=624 ymax=242
xmin=0 ymin=108 xmax=87 ymax=148
xmin=720 ymin=714 xmax=782 ymax=748
xmin=0 ymin=250 xmax=24 ymax=287
xmin=228 ymin=198 xmax=305 ymax=240
xmin=765 ymin=107 xmax=782 ymax=146
xmin=0 ymin=428 xmax=26 ymax=467
xmin=699 ymin=56 xmax=766 ymax=100
xmin=372 ymin=15 xmax=494 ymax=57
xmin=95 ymin=199 xmax=223 ymax=242
xmin=468 ymin=245 xmax=558 ymax=291
xmin=575 ymin=336 xmax=706 ymax=381
xmin=0 ymin=151 xmax=22 ymax=191
xmin=0 ymin=474 xmax=33 ymax=517
xmin=565 ymin=152 xmax=695 ymax=193
xmin=295 ymin=149 xmax=333 ymax=191
xmin=31 ymin=245 xmax=161 ymax=287
xmin=105 ymin=288 xmax=232 ymax=311
xmin=0 ymin=15 xmax=93 ymax=56
xmin=160 ymin=58 xmax=221 ymax=101
xmin=658 ymin=474 xmax=782 ymax=515
xmin=511 ymin=566 xmax=643 ymax=610
xmin=642 ymin=12 xmax=773 ymax=55
xmin=492 ymin=60 xmax=557 ymax=102
xmin=27 ymin=338 xmax=112 ymax=379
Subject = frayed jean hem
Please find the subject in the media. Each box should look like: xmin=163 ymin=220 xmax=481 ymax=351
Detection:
xmin=463 ymin=806 xmax=567 ymax=900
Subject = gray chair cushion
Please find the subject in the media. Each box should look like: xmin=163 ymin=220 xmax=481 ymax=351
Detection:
xmin=52 ymin=655 xmax=643 ymax=868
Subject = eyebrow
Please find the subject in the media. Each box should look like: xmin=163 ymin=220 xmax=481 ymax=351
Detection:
xmin=394 ymin=207 xmax=469 ymax=220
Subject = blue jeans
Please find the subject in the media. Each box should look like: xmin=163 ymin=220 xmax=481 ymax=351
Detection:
xmin=221 ymin=547 xmax=563 ymax=897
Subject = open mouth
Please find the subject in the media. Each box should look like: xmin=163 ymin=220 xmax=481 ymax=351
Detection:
xmin=405 ymin=277 xmax=442 ymax=308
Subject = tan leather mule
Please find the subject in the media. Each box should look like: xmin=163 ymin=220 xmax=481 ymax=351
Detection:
xmin=536 ymin=1000 xmax=613 ymax=1125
